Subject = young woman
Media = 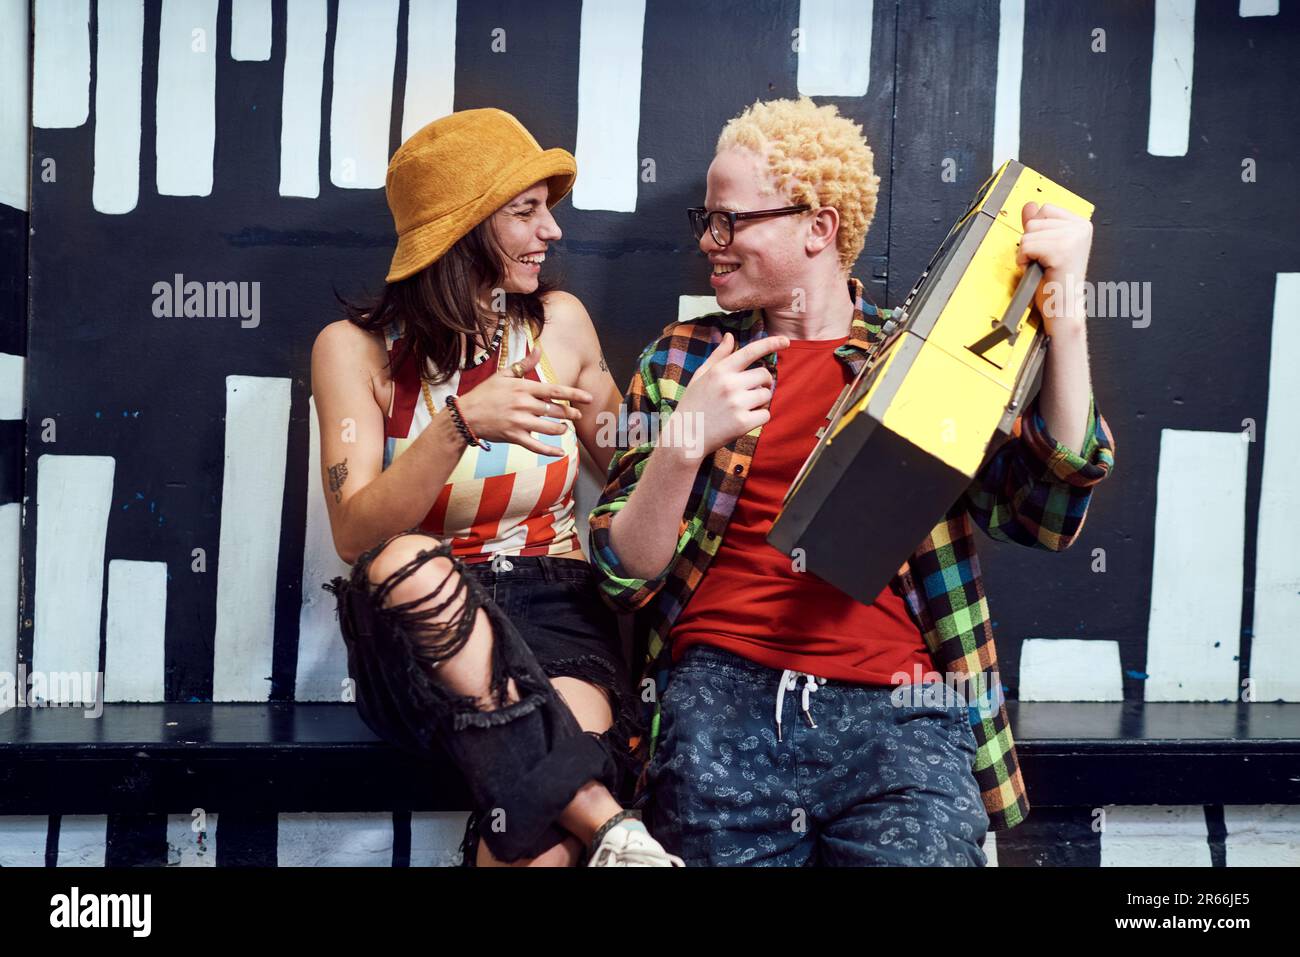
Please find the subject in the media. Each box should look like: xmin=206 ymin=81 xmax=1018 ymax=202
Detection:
xmin=312 ymin=108 xmax=682 ymax=867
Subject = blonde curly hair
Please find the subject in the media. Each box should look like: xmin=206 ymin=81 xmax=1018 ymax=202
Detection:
xmin=715 ymin=96 xmax=880 ymax=274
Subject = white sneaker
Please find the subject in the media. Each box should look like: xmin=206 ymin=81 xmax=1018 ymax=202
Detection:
xmin=587 ymin=819 xmax=685 ymax=867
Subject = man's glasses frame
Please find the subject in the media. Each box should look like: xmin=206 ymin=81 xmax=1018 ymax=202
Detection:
xmin=687 ymin=204 xmax=812 ymax=248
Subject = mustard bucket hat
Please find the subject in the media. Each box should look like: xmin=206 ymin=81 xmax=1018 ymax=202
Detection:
xmin=383 ymin=108 xmax=577 ymax=282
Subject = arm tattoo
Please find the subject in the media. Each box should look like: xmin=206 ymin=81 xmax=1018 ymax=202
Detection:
xmin=599 ymin=354 xmax=608 ymax=373
xmin=327 ymin=458 xmax=348 ymax=504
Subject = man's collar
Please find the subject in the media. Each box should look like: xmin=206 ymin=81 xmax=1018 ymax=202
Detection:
xmin=718 ymin=276 xmax=886 ymax=370
xmin=844 ymin=276 xmax=886 ymax=355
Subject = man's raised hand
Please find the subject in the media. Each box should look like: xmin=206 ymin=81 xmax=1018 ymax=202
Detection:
xmin=671 ymin=331 xmax=789 ymax=458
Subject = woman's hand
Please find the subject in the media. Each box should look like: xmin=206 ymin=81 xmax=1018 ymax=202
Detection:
xmin=454 ymin=348 xmax=593 ymax=456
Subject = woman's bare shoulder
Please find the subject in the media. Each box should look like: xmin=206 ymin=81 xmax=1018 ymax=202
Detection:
xmin=538 ymin=290 xmax=598 ymax=345
xmin=540 ymin=288 xmax=586 ymax=315
xmin=313 ymin=317 xmax=388 ymax=361
xmin=311 ymin=318 xmax=392 ymax=405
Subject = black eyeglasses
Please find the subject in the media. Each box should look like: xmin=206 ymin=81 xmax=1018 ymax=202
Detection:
xmin=687 ymin=204 xmax=811 ymax=248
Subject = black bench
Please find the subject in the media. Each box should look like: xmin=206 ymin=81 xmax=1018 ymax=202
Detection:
xmin=0 ymin=703 xmax=470 ymax=815
xmin=3 ymin=701 xmax=1299 ymax=815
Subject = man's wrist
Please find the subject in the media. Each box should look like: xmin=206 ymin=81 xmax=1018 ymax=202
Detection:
xmin=651 ymin=428 xmax=688 ymax=466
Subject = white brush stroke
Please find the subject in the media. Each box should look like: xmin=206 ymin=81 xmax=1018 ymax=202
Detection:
xmin=400 ymin=0 xmax=456 ymax=142
xmin=1099 ymin=806 xmax=1211 ymax=866
xmin=105 ymin=559 xmax=166 ymax=702
xmin=1019 ymin=638 xmax=1124 ymax=701
xmin=1144 ymin=429 xmax=1246 ymax=702
xmin=93 ymin=0 xmax=144 ymax=215
xmin=0 ymin=503 xmax=18 ymax=716
xmin=1148 ymin=0 xmax=1196 ymax=157
xmin=410 ymin=811 xmax=472 ymax=866
xmin=573 ymin=0 xmax=645 ymax=212
xmin=0 ymin=352 xmax=24 ymax=419
xmin=231 ymin=0 xmax=272 ymax=61
xmin=329 ymin=0 xmax=399 ymax=189
xmin=167 ymin=813 xmax=217 ymax=866
xmin=156 ymin=0 xmax=218 ymax=196
xmin=678 ymin=295 xmax=722 ymax=323
xmin=0 ymin=816 xmax=50 ymax=866
xmin=1249 ymin=273 xmax=1300 ymax=701
xmin=1223 ymin=805 xmax=1300 ymax=865
xmin=33 ymin=0 xmax=90 ymax=129
xmin=796 ymin=0 xmax=872 ymax=97
xmin=0 ymin=0 xmax=31 ymax=210
xmin=992 ymin=0 xmax=1024 ymax=173
xmin=33 ymin=455 xmax=115 ymax=690
xmin=277 ymin=812 xmax=393 ymax=866
xmin=212 ymin=376 xmax=291 ymax=701
xmin=296 ymin=395 xmax=352 ymax=702
xmin=279 ymin=0 xmax=328 ymax=198
xmin=1238 ymin=0 xmax=1278 ymax=16
xmin=55 ymin=815 xmax=108 ymax=866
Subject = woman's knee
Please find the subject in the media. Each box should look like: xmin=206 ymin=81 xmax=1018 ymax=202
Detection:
xmin=358 ymin=534 xmax=492 ymax=674
xmin=364 ymin=533 xmax=455 ymax=603
xmin=360 ymin=533 xmax=531 ymax=711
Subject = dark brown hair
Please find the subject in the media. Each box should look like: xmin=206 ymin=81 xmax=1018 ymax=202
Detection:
xmin=338 ymin=215 xmax=559 ymax=385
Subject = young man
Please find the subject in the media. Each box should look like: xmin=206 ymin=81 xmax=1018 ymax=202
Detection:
xmin=589 ymin=96 xmax=1116 ymax=866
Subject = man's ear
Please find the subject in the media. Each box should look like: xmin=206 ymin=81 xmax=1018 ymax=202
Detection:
xmin=807 ymin=206 xmax=840 ymax=256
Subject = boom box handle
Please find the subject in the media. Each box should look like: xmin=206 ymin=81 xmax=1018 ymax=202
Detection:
xmin=967 ymin=261 xmax=1044 ymax=356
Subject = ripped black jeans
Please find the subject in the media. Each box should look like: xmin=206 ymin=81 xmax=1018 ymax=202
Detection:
xmin=322 ymin=527 xmax=643 ymax=864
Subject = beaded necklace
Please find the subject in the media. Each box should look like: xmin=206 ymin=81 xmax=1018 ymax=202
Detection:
xmin=418 ymin=317 xmax=568 ymax=426
xmin=421 ymin=317 xmax=510 ymax=424
xmin=465 ymin=316 xmax=506 ymax=369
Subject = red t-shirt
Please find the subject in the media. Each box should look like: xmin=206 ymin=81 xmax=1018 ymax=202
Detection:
xmin=670 ymin=334 xmax=936 ymax=686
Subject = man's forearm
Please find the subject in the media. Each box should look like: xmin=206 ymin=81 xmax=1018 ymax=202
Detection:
xmin=1038 ymin=315 xmax=1091 ymax=457
xmin=608 ymin=439 xmax=702 ymax=580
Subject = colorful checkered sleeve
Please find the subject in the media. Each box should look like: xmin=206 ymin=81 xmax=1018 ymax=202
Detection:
xmin=962 ymin=390 xmax=1116 ymax=551
xmin=588 ymin=339 xmax=676 ymax=614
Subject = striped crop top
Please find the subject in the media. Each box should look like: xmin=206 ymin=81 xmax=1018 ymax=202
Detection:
xmin=381 ymin=315 xmax=582 ymax=564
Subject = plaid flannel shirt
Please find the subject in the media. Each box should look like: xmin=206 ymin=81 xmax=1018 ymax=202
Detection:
xmin=589 ymin=276 xmax=1116 ymax=830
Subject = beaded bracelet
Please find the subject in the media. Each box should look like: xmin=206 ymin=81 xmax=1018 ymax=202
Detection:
xmin=444 ymin=395 xmax=491 ymax=451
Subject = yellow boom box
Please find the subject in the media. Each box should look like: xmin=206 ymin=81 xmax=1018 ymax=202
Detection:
xmin=767 ymin=158 xmax=1094 ymax=604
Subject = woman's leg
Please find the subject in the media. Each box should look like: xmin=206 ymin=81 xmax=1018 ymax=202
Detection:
xmin=360 ymin=533 xmax=622 ymax=860
xmin=475 ymin=677 xmax=616 ymax=866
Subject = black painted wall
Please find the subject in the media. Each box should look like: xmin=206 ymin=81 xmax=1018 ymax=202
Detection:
xmin=10 ymin=0 xmax=1300 ymax=707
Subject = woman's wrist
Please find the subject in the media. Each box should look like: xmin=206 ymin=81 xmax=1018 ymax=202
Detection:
xmin=445 ymin=394 xmax=490 ymax=450
xmin=424 ymin=403 xmax=469 ymax=456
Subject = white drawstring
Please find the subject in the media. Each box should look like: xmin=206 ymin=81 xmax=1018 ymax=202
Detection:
xmin=775 ymin=669 xmax=827 ymax=742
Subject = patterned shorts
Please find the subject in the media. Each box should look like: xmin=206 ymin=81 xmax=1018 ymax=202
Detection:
xmin=644 ymin=644 xmax=990 ymax=866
